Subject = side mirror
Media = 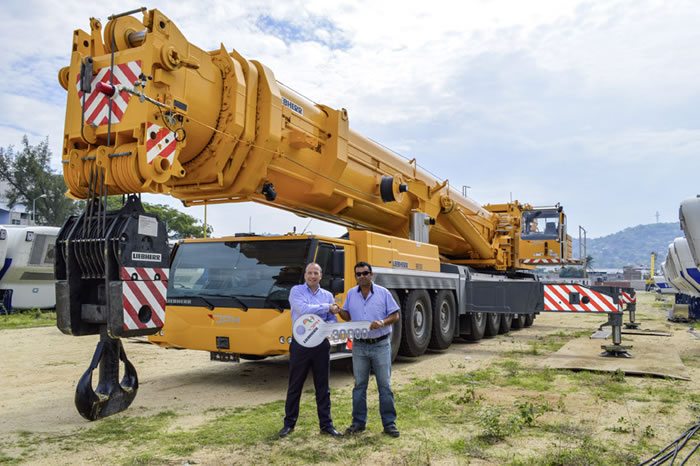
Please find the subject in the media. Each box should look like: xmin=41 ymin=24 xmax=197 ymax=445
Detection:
xmin=331 ymin=249 xmax=345 ymax=276
xmin=330 ymin=277 xmax=344 ymax=295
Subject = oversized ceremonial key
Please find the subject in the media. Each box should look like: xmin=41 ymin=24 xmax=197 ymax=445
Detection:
xmin=293 ymin=314 xmax=372 ymax=348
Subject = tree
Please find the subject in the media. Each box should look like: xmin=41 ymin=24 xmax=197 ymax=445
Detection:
xmin=584 ymin=255 xmax=595 ymax=270
xmin=143 ymin=203 xmax=212 ymax=239
xmin=102 ymin=196 xmax=212 ymax=239
xmin=559 ymin=266 xmax=584 ymax=278
xmin=0 ymin=136 xmax=211 ymax=237
xmin=0 ymin=136 xmax=81 ymax=226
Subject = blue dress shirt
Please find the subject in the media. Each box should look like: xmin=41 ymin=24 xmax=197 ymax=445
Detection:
xmin=289 ymin=283 xmax=337 ymax=327
xmin=342 ymin=283 xmax=399 ymax=339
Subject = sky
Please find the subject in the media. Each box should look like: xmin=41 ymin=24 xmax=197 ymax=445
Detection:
xmin=1 ymin=0 xmax=698 ymax=239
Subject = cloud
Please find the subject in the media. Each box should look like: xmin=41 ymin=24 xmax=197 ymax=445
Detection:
xmin=1 ymin=0 xmax=698 ymax=239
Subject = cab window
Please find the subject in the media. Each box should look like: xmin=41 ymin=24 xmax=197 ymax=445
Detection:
xmin=522 ymin=211 xmax=560 ymax=240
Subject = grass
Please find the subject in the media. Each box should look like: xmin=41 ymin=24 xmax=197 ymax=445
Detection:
xmin=505 ymin=330 xmax=593 ymax=357
xmin=510 ymin=436 xmax=639 ymax=465
xmin=0 ymin=309 xmax=56 ymax=330
xmin=2 ymin=357 xmax=663 ymax=465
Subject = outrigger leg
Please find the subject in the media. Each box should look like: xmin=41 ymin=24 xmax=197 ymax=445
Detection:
xmin=623 ymin=302 xmax=640 ymax=329
xmin=600 ymin=312 xmax=633 ymax=358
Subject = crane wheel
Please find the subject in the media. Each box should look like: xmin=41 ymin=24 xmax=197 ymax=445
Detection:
xmin=389 ymin=290 xmax=403 ymax=363
xmin=524 ymin=313 xmax=535 ymax=327
xmin=484 ymin=313 xmax=501 ymax=338
xmin=498 ymin=314 xmax=513 ymax=334
xmin=461 ymin=312 xmax=486 ymax=341
xmin=428 ymin=290 xmax=456 ymax=350
xmin=398 ymin=290 xmax=432 ymax=357
xmin=511 ymin=314 xmax=526 ymax=330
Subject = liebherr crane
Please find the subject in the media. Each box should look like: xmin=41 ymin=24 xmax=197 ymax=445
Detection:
xmin=55 ymin=7 xmax=575 ymax=420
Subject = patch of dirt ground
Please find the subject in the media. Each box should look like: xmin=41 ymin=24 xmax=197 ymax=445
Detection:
xmin=1 ymin=291 xmax=699 ymax=464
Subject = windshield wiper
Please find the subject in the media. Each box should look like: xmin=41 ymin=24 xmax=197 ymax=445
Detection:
xmin=265 ymin=298 xmax=285 ymax=313
xmin=171 ymin=295 xmax=216 ymax=310
xmin=235 ymin=294 xmax=286 ymax=313
xmin=199 ymin=293 xmax=249 ymax=312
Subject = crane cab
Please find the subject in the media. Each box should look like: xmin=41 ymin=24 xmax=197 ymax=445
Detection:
xmin=518 ymin=206 xmax=573 ymax=267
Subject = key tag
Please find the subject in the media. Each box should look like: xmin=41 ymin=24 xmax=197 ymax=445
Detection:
xmin=293 ymin=314 xmax=372 ymax=347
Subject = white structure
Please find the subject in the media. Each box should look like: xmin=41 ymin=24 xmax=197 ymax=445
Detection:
xmin=0 ymin=225 xmax=59 ymax=310
xmin=672 ymin=238 xmax=700 ymax=296
xmin=680 ymin=197 xmax=700 ymax=267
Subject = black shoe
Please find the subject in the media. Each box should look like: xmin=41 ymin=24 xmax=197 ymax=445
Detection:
xmin=320 ymin=426 xmax=343 ymax=437
xmin=278 ymin=426 xmax=294 ymax=438
xmin=383 ymin=425 xmax=400 ymax=438
xmin=344 ymin=424 xmax=366 ymax=435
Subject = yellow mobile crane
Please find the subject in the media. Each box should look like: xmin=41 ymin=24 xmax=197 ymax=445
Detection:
xmin=55 ymin=8 xmax=576 ymax=420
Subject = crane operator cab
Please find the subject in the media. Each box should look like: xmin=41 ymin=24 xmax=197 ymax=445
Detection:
xmin=519 ymin=206 xmax=572 ymax=266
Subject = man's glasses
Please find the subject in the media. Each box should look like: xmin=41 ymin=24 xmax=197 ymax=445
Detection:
xmin=355 ymin=271 xmax=371 ymax=277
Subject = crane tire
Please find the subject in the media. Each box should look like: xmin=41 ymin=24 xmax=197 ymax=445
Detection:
xmin=398 ymin=290 xmax=432 ymax=357
xmin=388 ymin=289 xmax=403 ymax=362
xmin=484 ymin=313 xmax=501 ymax=338
xmin=524 ymin=313 xmax=535 ymax=327
xmin=428 ymin=290 xmax=456 ymax=350
xmin=498 ymin=314 xmax=513 ymax=334
xmin=511 ymin=314 xmax=526 ymax=330
xmin=462 ymin=312 xmax=486 ymax=341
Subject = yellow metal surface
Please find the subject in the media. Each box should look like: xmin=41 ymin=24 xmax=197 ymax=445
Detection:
xmin=60 ymin=8 xmax=569 ymax=270
xmin=350 ymin=231 xmax=441 ymax=272
xmin=149 ymin=306 xmax=292 ymax=355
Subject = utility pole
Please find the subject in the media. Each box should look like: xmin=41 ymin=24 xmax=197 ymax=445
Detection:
xmin=579 ymin=226 xmax=587 ymax=278
xmin=655 ymin=211 xmax=660 ymax=223
xmin=462 ymin=185 xmax=471 ymax=198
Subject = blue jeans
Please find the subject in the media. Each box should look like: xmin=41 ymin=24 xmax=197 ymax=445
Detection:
xmin=351 ymin=338 xmax=396 ymax=428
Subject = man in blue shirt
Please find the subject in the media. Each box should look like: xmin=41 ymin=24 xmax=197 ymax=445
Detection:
xmin=279 ymin=262 xmax=343 ymax=438
xmin=337 ymin=261 xmax=401 ymax=438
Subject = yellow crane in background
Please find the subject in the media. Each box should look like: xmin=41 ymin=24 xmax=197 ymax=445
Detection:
xmin=645 ymin=252 xmax=657 ymax=291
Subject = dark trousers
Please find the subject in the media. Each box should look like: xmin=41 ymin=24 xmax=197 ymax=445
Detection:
xmin=283 ymin=339 xmax=332 ymax=429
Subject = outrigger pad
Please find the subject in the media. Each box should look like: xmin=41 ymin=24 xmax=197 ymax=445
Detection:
xmin=75 ymin=338 xmax=138 ymax=421
xmin=539 ymin=336 xmax=690 ymax=380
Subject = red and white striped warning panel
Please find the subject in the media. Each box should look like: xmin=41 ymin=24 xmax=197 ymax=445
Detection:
xmin=522 ymin=258 xmax=561 ymax=265
xmin=120 ymin=266 xmax=168 ymax=331
xmin=75 ymin=60 xmax=142 ymax=127
xmin=543 ymin=284 xmax=620 ymax=313
xmin=146 ymin=122 xmax=177 ymax=165
xmin=619 ymin=290 xmax=636 ymax=304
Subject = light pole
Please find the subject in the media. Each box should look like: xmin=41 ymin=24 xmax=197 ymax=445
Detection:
xmin=32 ymin=194 xmax=47 ymax=224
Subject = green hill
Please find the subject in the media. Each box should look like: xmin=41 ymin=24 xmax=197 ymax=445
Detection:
xmin=573 ymin=222 xmax=682 ymax=269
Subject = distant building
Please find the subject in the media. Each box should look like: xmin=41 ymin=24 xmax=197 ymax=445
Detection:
xmin=623 ymin=265 xmax=643 ymax=281
xmin=0 ymin=180 xmax=30 ymax=225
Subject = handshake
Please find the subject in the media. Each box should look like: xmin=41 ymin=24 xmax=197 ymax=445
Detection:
xmin=329 ymin=303 xmax=342 ymax=314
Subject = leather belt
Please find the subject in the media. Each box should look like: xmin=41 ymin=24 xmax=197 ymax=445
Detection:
xmin=354 ymin=334 xmax=389 ymax=344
